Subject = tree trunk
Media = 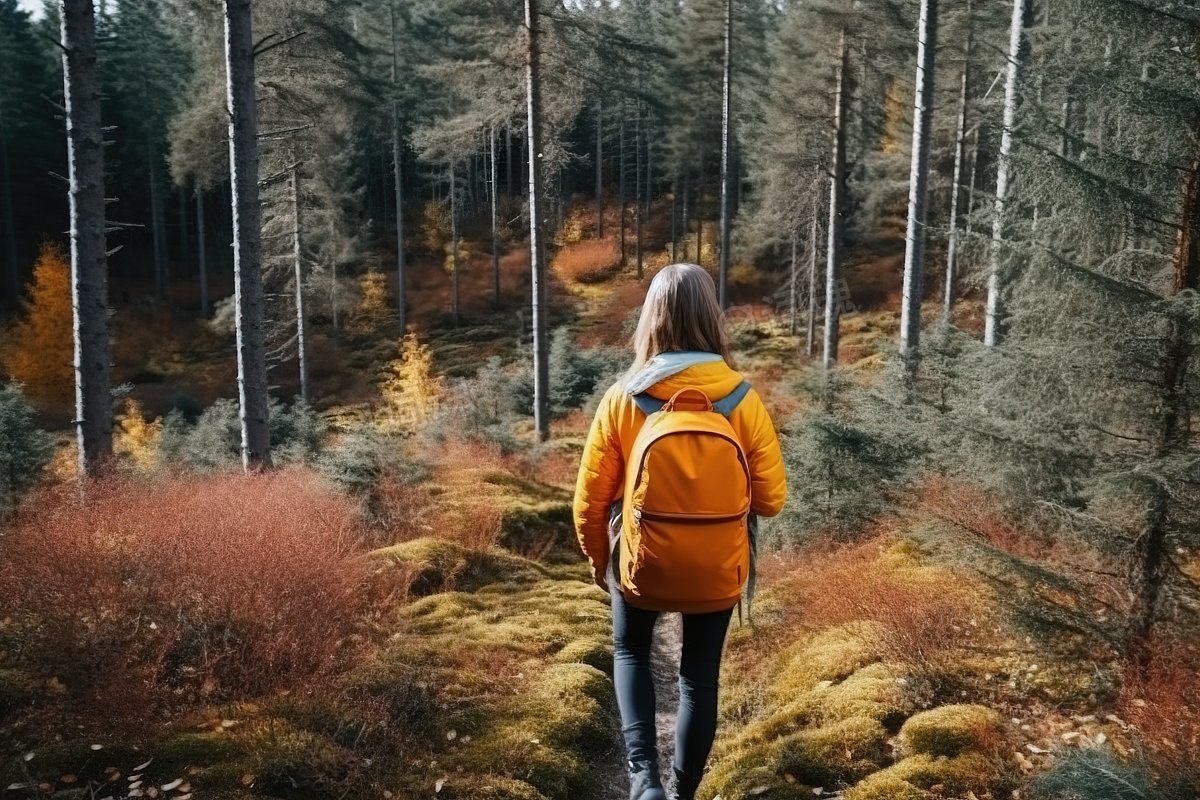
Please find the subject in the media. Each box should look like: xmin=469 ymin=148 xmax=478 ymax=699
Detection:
xmin=635 ymin=104 xmax=643 ymax=279
xmin=291 ymin=166 xmax=308 ymax=402
xmin=391 ymin=1 xmax=407 ymax=332
xmin=985 ymin=0 xmax=1028 ymax=347
xmin=506 ymin=127 xmax=513 ymax=199
xmin=944 ymin=9 xmax=971 ymax=325
xmin=196 ymin=187 xmax=208 ymax=317
xmin=330 ymin=214 xmax=339 ymax=331
xmin=148 ymin=147 xmax=166 ymax=301
xmin=789 ymin=230 xmax=798 ymax=336
xmin=491 ymin=125 xmax=500 ymax=307
xmin=695 ymin=173 xmax=703 ymax=263
xmin=525 ymin=0 xmax=550 ymax=441
xmin=0 ymin=116 xmax=19 ymax=313
xmin=178 ymin=185 xmax=189 ymax=276
xmin=823 ymin=30 xmax=849 ymax=371
xmin=644 ymin=128 xmax=652 ymax=273
xmin=681 ymin=172 xmax=690 ymax=261
xmin=62 ymin=0 xmax=114 ymax=476
xmin=899 ymin=0 xmax=939 ymax=360
xmin=223 ymin=0 xmax=271 ymax=469
xmin=595 ymin=98 xmax=604 ymax=238
xmin=717 ymin=0 xmax=733 ymax=308
xmin=670 ymin=174 xmax=678 ymax=263
xmin=618 ymin=110 xmax=626 ymax=267
xmin=450 ymin=158 xmax=460 ymax=327
xmin=807 ymin=181 xmax=820 ymax=358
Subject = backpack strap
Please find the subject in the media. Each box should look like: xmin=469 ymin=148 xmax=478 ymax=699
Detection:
xmin=711 ymin=380 xmax=752 ymax=417
xmin=633 ymin=380 xmax=752 ymax=418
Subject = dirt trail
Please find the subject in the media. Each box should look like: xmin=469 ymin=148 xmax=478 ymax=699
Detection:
xmin=605 ymin=613 xmax=685 ymax=800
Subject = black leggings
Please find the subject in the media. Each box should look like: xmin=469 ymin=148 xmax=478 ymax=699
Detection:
xmin=610 ymin=585 xmax=733 ymax=782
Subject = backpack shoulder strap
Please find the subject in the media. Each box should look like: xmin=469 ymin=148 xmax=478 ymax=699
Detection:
xmin=633 ymin=393 xmax=666 ymax=416
xmin=712 ymin=380 xmax=752 ymax=417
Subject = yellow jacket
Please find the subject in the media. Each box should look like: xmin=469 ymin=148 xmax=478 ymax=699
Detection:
xmin=572 ymin=359 xmax=787 ymax=583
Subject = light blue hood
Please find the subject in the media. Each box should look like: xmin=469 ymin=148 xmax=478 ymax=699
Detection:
xmin=623 ymin=351 xmax=723 ymax=396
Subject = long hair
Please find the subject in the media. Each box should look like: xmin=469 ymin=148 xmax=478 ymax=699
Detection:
xmin=624 ymin=263 xmax=733 ymax=381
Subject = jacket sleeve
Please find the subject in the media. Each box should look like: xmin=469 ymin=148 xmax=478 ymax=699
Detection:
xmin=744 ymin=389 xmax=787 ymax=517
xmin=572 ymin=386 xmax=625 ymax=579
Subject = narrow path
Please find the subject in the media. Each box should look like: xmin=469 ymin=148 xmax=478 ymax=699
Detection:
xmin=604 ymin=612 xmax=685 ymax=800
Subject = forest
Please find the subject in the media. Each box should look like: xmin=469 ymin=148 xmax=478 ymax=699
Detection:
xmin=0 ymin=0 xmax=1198 ymax=799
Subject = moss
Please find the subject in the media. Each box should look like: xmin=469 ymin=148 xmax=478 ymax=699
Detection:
xmin=440 ymin=776 xmax=549 ymax=800
xmin=153 ymin=731 xmax=244 ymax=772
xmin=0 ymin=668 xmax=37 ymax=718
xmin=249 ymin=726 xmax=352 ymax=800
xmin=499 ymin=502 xmax=577 ymax=561
xmin=848 ymin=753 xmax=999 ymax=798
xmin=773 ymin=717 xmax=889 ymax=786
xmin=843 ymin=772 xmax=933 ymax=800
xmin=369 ymin=537 xmax=547 ymax=595
xmin=553 ymin=637 xmax=612 ymax=673
xmin=899 ymin=704 xmax=1007 ymax=758
xmin=770 ymin=623 xmax=886 ymax=703
xmin=698 ymin=765 xmax=810 ymax=800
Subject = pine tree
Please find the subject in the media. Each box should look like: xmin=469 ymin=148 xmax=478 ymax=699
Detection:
xmin=378 ymin=332 xmax=444 ymax=434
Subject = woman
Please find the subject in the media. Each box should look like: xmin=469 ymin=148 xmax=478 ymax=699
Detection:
xmin=573 ymin=263 xmax=787 ymax=800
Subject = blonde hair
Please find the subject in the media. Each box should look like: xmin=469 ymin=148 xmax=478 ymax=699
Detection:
xmin=625 ymin=263 xmax=733 ymax=381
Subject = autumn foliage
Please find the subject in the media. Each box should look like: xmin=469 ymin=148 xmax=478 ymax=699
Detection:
xmin=0 ymin=469 xmax=368 ymax=712
xmin=2 ymin=242 xmax=73 ymax=409
xmin=1120 ymin=636 xmax=1200 ymax=793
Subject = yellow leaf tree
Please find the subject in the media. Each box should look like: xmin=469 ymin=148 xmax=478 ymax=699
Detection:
xmin=2 ymin=242 xmax=74 ymax=409
xmin=354 ymin=269 xmax=392 ymax=330
xmin=114 ymin=397 xmax=163 ymax=472
xmin=379 ymin=333 xmax=444 ymax=434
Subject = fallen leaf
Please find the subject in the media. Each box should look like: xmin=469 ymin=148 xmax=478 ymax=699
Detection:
xmin=135 ymin=759 xmax=153 ymax=771
xmin=61 ymin=774 xmax=78 ymax=784
xmin=161 ymin=778 xmax=183 ymax=791
xmin=435 ymin=778 xmax=446 ymax=793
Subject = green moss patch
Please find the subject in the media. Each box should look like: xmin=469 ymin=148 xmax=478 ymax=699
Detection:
xmin=899 ymin=704 xmax=1008 ymax=758
xmin=369 ymin=537 xmax=547 ymax=594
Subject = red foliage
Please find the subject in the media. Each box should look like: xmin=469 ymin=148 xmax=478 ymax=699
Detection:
xmin=0 ymin=469 xmax=369 ymax=711
xmin=914 ymin=475 xmax=1049 ymax=560
xmin=760 ymin=537 xmax=979 ymax=673
xmin=553 ymin=238 xmax=621 ymax=284
xmin=1120 ymin=636 xmax=1200 ymax=793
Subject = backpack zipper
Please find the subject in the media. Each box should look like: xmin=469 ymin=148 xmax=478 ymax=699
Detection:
xmin=636 ymin=508 xmax=749 ymax=523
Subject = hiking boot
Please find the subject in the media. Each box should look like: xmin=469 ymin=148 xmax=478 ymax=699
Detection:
xmin=628 ymin=760 xmax=667 ymax=800
xmin=671 ymin=768 xmax=701 ymax=800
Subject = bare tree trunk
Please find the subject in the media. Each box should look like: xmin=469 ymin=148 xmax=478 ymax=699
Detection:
xmin=491 ymin=125 xmax=500 ymax=307
xmin=644 ymin=128 xmax=652 ymax=272
xmin=196 ymin=187 xmax=208 ymax=317
xmin=62 ymin=0 xmax=113 ymax=476
xmin=525 ymin=0 xmax=550 ymax=441
xmin=717 ymin=0 xmax=733 ymax=308
xmin=681 ymin=172 xmax=690 ymax=261
xmin=391 ymin=1 xmax=407 ymax=332
xmin=670 ymin=174 xmax=678 ymax=263
xmin=899 ymin=0 xmax=939 ymax=360
xmin=329 ymin=214 xmax=339 ymax=331
xmin=506 ymin=127 xmax=513 ymax=199
xmin=789 ymin=230 xmax=799 ymax=336
xmin=595 ymin=98 xmax=604 ymax=238
xmin=148 ymin=148 xmax=166 ymax=301
xmin=944 ymin=19 xmax=971 ymax=324
xmin=635 ymin=104 xmax=643 ymax=279
xmin=223 ymin=0 xmax=271 ymax=469
xmin=618 ymin=110 xmax=626 ymax=267
xmin=695 ymin=173 xmax=703 ymax=262
xmin=450 ymin=158 xmax=460 ymax=327
xmin=985 ymin=0 xmax=1028 ymax=347
xmin=290 ymin=165 xmax=308 ymax=402
xmin=178 ymin=185 xmax=189 ymax=276
xmin=807 ymin=181 xmax=820 ymax=358
xmin=823 ymin=30 xmax=849 ymax=371
xmin=0 ymin=116 xmax=19 ymax=312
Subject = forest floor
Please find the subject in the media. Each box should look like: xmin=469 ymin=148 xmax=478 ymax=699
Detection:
xmin=0 ymin=201 xmax=1145 ymax=800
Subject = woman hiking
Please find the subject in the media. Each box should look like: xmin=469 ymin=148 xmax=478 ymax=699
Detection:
xmin=573 ymin=263 xmax=787 ymax=800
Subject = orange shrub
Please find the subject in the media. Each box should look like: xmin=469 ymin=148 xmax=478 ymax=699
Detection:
xmin=764 ymin=537 xmax=979 ymax=673
xmin=1120 ymin=636 xmax=1200 ymax=793
xmin=2 ymin=241 xmax=73 ymax=409
xmin=0 ymin=469 xmax=368 ymax=712
xmin=553 ymin=237 xmax=621 ymax=284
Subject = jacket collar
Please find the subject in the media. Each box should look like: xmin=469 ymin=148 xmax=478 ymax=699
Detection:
xmin=623 ymin=351 xmax=723 ymax=396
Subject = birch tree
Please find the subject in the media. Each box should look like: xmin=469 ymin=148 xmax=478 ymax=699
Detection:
xmin=984 ymin=0 xmax=1029 ymax=347
xmin=61 ymin=0 xmax=114 ymax=476
xmin=717 ymin=0 xmax=733 ymax=308
xmin=823 ymin=30 xmax=849 ymax=371
xmin=898 ymin=0 xmax=939 ymax=360
xmin=525 ymin=0 xmax=549 ymax=441
xmin=943 ymin=0 xmax=972 ymax=324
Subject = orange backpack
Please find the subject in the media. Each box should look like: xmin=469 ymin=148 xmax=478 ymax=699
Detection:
xmin=617 ymin=383 xmax=754 ymax=614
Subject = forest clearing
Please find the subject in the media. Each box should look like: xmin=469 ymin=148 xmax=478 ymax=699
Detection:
xmin=1 ymin=1 xmax=1198 ymax=799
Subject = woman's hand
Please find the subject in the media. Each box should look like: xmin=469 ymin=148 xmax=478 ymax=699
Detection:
xmin=593 ymin=566 xmax=609 ymax=593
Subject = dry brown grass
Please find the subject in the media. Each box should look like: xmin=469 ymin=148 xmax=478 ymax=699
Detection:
xmin=553 ymin=238 xmax=621 ymax=284
xmin=0 ymin=469 xmax=369 ymax=713
xmin=1121 ymin=636 xmax=1200 ymax=793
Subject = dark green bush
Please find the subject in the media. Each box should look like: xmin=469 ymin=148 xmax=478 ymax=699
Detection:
xmin=0 ymin=383 xmax=53 ymax=518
